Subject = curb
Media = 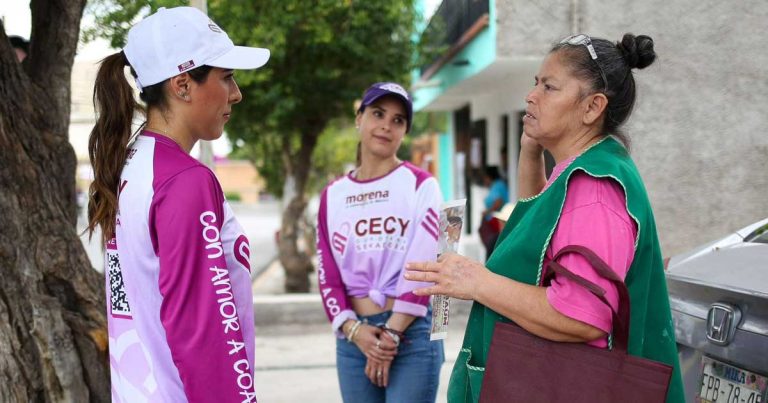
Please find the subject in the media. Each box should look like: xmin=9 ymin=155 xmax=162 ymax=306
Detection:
xmin=253 ymin=294 xmax=325 ymax=326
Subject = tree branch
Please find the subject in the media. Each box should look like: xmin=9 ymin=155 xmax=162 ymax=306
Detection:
xmin=0 ymin=21 xmax=27 ymax=103
xmin=28 ymin=0 xmax=87 ymax=134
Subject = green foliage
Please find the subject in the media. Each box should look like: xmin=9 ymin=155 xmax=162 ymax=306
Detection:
xmin=411 ymin=110 xmax=449 ymax=135
xmin=82 ymin=0 xmax=188 ymax=48
xmin=224 ymin=191 xmax=242 ymax=201
xmin=231 ymin=120 xmax=360 ymax=198
xmin=215 ymin=0 xmax=419 ymax=164
xmin=85 ymin=0 xmax=427 ymax=198
xmin=307 ymin=121 xmax=359 ymax=195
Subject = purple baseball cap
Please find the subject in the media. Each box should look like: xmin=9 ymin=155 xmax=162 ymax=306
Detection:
xmin=358 ymin=82 xmax=413 ymax=132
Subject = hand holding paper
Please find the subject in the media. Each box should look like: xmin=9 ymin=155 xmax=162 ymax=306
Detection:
xmin=406 ymin=252 xmax=490 ymax=301
xmin=421 ymin=199 xmax=465 ymax=340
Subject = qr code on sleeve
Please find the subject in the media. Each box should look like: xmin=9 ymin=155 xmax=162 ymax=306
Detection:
xmin=107 ymin=251 xmax=132 ymax=317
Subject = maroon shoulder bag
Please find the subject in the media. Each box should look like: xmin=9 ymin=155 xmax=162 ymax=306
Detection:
xmin=479 ymin=245 xmax=673 ymax=403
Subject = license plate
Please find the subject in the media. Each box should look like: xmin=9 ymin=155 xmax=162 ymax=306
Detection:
xmin=697 ymin=357 xmax=768 ymax=403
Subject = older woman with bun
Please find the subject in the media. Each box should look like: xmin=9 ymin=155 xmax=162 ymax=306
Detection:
xmin=406 ymin=33 xmax=685 ymax=403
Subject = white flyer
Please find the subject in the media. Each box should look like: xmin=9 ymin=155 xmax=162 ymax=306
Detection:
xmin=430 ymin=199 xmax=467 ymax=341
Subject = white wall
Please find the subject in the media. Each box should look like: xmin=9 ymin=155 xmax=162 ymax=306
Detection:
xmin=488 ymin=0 xmax=768 ymax=255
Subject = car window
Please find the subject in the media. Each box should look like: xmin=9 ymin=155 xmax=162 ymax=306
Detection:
xmin=745 ymin=223 xmax=768 ymax=244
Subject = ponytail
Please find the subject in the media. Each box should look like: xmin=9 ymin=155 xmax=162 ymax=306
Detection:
xmin=86 ymin=51 xmax=140 ymax=243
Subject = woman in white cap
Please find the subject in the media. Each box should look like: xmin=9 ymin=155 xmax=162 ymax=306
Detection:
xmin=316 ymin=82 xmax=444 ymax=402
xmin=85 ymin=7 xmax=269 ymax=402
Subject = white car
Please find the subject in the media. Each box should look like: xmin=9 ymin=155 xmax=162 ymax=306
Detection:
xmin=666 ymin=218 xmax=768 ymax=403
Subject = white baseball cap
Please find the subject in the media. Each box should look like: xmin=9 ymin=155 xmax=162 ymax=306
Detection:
xmin=123 ymin=7 xmax=270 ymax=91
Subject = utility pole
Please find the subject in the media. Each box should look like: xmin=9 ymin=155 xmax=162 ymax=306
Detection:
xmin=189 ymin=0 xmax=215 ymax=170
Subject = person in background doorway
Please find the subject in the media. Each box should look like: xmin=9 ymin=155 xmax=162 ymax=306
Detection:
xmin=479 ymin=165 xmax=508 ymax=258
xmin=498 ymin=146 xmax=508 ymax=180
xmin=9 ymin=35 xmax=29 ymax=62
xmin=316 ymin=82 xmax=444 ymax=402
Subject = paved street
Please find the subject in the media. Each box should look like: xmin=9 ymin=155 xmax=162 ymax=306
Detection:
xmin=230 ymin=201 xmax=282 ymax=276
xmin=252 ymin=261 xmax=472 ymax=402
xmin=252 ymin=319 xmax=469 ymax=403
xmin=253 ymin=304 xmax=471 ymax=402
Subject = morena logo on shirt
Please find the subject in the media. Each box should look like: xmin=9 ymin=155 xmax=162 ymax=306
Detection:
xmin=331 ymin=232 xmax=348 ymax=255
xmin=346 ymin=190 xmax=389 ymax=206
xmin=234 ymin=235 xmax=250 ymax=273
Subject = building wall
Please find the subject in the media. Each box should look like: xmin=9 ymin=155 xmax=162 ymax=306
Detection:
xmin=214 ymin=160 xmax=266 ymax=204
xmin=575 ymin=0 xmax=768 ymax=254
xmin=480 ymin=0 xmax=768 ymax=255
xmin=495 ymin=0 xmax=572 ymax=59
xmin=438 ymin=128 xmax=455 ymax=201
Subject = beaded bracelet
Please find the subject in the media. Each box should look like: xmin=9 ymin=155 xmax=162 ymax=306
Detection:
xmin=379 ymin=324 xmax=405 ymax=347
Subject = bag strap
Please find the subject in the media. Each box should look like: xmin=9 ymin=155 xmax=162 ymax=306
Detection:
xmin=543 ymin=245 xmax=631 ymax=352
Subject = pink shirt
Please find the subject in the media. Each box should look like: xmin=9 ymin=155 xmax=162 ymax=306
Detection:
xmin=108 ymin=131 xmax=256 ymax=402
xmin=542 ymin=157 xmax=638 ymax=348
xmin=316 ymin=162 xmax=442 ymax=337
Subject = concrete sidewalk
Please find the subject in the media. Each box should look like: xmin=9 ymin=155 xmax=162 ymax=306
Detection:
xmin=252 ymin=260 xmax=472 ymax=402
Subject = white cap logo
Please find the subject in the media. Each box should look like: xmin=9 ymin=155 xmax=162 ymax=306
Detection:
xmin=208 ymin=20 xmax=222 ymax=33
xmin=379 ymin=83 xmax=409 ymax=100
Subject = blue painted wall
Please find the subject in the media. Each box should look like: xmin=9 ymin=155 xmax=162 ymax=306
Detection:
xmin=412 ymin=0 xmax=497 ymax=111
xmin=437 ymin=114 xmax=454 ymax=200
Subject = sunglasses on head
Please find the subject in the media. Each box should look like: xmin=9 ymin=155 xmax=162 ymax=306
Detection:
xmin=560 ymin=34 xmax=608 ymax=90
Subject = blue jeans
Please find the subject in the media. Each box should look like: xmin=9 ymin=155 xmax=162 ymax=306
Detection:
xmin=336 ymin=311 xmax=444 ymax=403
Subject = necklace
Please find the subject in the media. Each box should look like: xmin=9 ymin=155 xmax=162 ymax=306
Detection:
xmin=142 ymin=125 xmax=187 ymax=151
xmin=144 ymin=126 xmax=169 ymax=136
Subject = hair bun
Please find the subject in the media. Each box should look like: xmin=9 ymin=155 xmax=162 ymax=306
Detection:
xmin=617 ymin=33 xmax=656 ymax=69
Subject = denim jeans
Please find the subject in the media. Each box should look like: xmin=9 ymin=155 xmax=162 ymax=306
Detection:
xmin=336 ymin=311 xmax=444 ymax=403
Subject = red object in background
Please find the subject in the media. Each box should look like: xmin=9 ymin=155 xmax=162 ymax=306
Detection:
xmin=489 ymin=217 xmax=504 ymax=233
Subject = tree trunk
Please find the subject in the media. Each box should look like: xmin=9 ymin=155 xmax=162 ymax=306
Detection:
xmin=278 ymin=127 xmax=323 ymax=292
xmin=0 ymin=2 xmax=110 ymax=401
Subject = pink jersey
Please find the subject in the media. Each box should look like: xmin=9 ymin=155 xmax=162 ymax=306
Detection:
xmin=107 ymin=131 xmax=256 ymax=402
xmin=543 ymin=159 xmax=638 ymax=348
xmin=316 ymin=162 xmax=442 ymax=336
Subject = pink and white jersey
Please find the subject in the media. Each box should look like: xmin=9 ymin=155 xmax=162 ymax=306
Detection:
xmin=106 ymin=131 xmax=256 ymax=402
xmin=316 ymin=162 xmax=442 ymax=336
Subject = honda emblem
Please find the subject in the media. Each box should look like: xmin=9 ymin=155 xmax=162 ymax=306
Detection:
xmin=706 ymin=303 xmax=741 ymax=346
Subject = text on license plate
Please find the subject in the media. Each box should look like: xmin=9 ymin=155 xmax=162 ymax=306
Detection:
xmin=698 ymin=356 xmax=767 ymax=403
